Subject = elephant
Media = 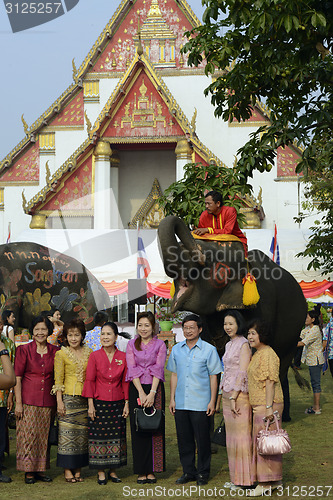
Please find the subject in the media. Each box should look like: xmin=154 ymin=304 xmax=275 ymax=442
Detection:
xmin=158 ymin=216 xmax=307 ymax=379
xmin=0 ymin=242 xmax=112 ymax=332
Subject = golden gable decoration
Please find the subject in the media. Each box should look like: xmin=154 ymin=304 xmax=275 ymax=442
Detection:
xmin=129 ymin=178 xmax=164 ymax=228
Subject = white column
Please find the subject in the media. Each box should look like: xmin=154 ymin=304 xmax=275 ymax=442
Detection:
xmin=110 ymin=150 xmax=120 ymax=228
xmin=93 ymin=140 xmax=112 ymax=229
xmin=175 ymin=138 xmax=193 ymax=180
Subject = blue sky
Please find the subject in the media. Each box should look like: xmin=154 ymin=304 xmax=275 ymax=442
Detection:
xmin=0 ymin=0 xmax=205 ymax=160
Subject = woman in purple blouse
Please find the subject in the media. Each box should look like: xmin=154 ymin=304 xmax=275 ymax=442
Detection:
xmin=126 ymin=311 xmax=167 ymax=484
xmin=221 ymin=310 xmax=254 ymax=491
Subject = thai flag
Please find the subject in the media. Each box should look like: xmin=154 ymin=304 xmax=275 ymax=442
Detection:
xmin=269 ymin=224 xmax=280 ymax=265
xmin=137 ymin=235 xmax=151 ymax=279
xmin=6 ymin=222 xmax=11 ymax=244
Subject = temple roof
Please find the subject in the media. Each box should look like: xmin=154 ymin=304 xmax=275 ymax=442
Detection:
xmin=0 ymin=0 xmax=301 ymax=191
xmin=0 ymin=0 xmax=201 ymax=175
xmin=23 ymin=52 xmax=227 ymax=215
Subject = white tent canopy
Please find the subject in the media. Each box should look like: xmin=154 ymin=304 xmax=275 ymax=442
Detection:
xmin=17 ymin=227 xmax=330 ymax=284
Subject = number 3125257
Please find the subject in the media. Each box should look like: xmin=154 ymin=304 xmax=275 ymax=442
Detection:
xmin=5 ymin=3 xmax=62 ymax=14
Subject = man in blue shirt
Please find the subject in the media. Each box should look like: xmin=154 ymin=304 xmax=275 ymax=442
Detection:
xmin=167 ymin=314 xmax=221 ymax=486
xmin=84 ymin=310 xmax=108 ymax=351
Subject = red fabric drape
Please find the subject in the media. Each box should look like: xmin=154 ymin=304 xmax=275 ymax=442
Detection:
xmin=147 ymin=281 xmax=172 ymax=299
xmin=101 ymin=280 xmax=333 ymax=300
xmin=299 ymin=280 xmax=333 ymax=298
xmin=101 ymin=280 xmax=172 ymax=298
xmin=100 ymin=280 xmax=128 ymax=296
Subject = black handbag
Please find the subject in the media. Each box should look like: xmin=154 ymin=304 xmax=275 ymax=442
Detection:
xmin=134 ymin=406 xmax=163 ymax=432
xmin=7 ymin=411 xmax=16 ymax=430
xmin=48 ymin=417 xmax=58 ymax=446
xmin=211 ymin=418 xmax=226 ymax=446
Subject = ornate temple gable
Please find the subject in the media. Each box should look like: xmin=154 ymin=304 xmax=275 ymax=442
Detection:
xmin=193 ymin=151 xmax=209 ymax=166
xmin=103 ymin=71 xmax=184 ymax=139
xmin=88 ymin=0 xmax=203 ymax=75
xmin=276 ymin=145 xmax=301 ymax=181
xmin=189 ymin=133 xmax=228 ymax=169
xmin=91 ymin=53 xmax=189 ymax=143
xmin=0 ymin=83 xmax=79 ymax=173
xmin=229 ymin=105 xmax=270 ymax=127
xmin=0 ymin=143 xmax=39 ymax=186
xmin=38 ymin=153 xmax=93 ymax=216
xmin=0 ymin=0 xmax=200 ymax=175
xmin=91 ymin=53 xmax=226 ymax=173
xmin=47 ymin=91 xmax=84 ymax=129
xmin=24 ymin=51 xmax=228 ymax=218
xmin=129 ymin=178 xmax=164 ymax=228
xmin=24 ymin=139 xmax=93 ymax=215
xmin=0 ymin=0 xmax=200 ymax=174
xmin=239 ymin=188 xmax=265 ymax=229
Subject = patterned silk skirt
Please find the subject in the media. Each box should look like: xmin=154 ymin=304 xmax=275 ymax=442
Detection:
xmin=57 ymin=395 xmax=89 ymax=468
xmin=129 ymin=382 xmax=165 ymax=474
xmin=223 ymin=391 xmax=254 ymax=486
xmin=16 ymin=404 xmax=53 ymax=472
xmin=88 ymin=399 xmax=127 ymax=469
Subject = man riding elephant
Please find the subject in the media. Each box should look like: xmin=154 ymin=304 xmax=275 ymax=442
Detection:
xmin=194 ymin=191 xmax=248 ymax=255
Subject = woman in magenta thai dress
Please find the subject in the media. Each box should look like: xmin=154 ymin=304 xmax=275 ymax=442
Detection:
xmin=126 ymin=311 xmax=167 ymax=484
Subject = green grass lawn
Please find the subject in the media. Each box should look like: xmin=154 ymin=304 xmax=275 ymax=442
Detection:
xmin=1 ymin=366 xmax=333 ymax=499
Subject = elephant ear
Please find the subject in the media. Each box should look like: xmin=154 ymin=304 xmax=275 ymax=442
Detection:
xmin=216 ymin=281 xmax=245 ymax=311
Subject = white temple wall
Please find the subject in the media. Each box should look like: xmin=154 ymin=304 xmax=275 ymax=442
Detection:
xmin=54 ymin=129 xmax=88 ymax=167
xmin=2 ymin=186 xmax=36 ymax=238
xmin=99 ymin=78 xmax=119 ymax=110
xmin=84 ymin=102 xmax=102 ymax=131
xmin=164 ymin=74 xmax=259 ymax=166
xmin=118 ymin=149 xmax=175 ymax=228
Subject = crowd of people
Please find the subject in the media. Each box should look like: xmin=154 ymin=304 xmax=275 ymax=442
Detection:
xmin=0 ymin=304 xmax=331 ymax=494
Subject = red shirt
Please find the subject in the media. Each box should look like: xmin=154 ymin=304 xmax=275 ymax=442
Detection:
xmin=14 ymin=341 xmax=59 ymax=407
xmin=82 ymin=348 xmax=129 ymax=401
xmin=198 ymin=205 xmax=248 ymax=251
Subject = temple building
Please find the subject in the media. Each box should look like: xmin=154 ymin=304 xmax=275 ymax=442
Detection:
xmin=0 ymin=0 xmax=331 ymax=307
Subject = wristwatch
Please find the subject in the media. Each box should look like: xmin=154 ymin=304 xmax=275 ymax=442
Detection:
xmin=229 ymin=396 xmax=236 ymax=401
xmin=0 ymin=349 xmax=9 ymax=357
xmin=266 ymin=404 xmax=273 ymax=409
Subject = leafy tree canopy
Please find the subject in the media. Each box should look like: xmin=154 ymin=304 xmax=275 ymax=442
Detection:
xmin=295 ymin=133 xmax=333 ymax=274
xmin=182 ymin=0 xmax=333 ymax=273
xmin=158 ymin=162 xmax=250 ymax=227
xmin=183 ymin=0 xmax=333 ymax=175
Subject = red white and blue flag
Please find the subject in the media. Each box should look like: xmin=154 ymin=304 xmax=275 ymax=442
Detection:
xmin=269 ymin=224 xmax=280 ymax=265
xmin=6 ymin=222 xmax=11 ymax=244
xmin=137 ymin=235 xmax=151 ymax=279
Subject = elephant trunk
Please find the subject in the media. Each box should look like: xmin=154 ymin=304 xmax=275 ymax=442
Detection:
xmin=158 ymin=216 xmax=205 ymax=280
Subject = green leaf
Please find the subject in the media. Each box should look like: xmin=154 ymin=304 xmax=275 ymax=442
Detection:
xmin=311 ymin=12 xmax=326 ymax=27
xmin=292 ymin=16 xmax=300 ymax=30
xmin=284 ymin=15 xmax=293 ymax=33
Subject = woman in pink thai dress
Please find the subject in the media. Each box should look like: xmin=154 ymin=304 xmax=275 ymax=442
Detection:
xmin=222 ymin=310 xmax=254 ymax=491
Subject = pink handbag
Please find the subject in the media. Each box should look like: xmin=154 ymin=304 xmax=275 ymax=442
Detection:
xmin=257 ymin=413 xmax=291 ymax=455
